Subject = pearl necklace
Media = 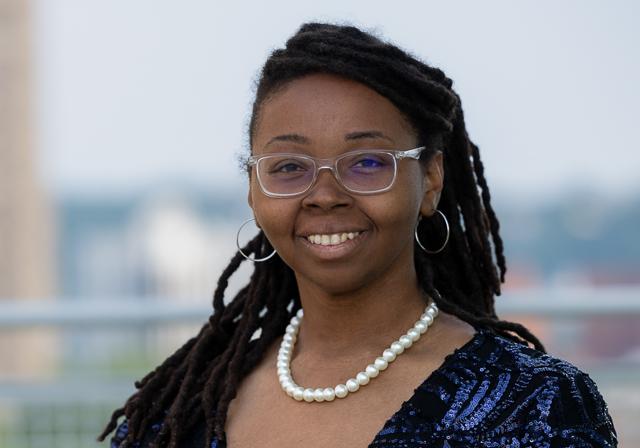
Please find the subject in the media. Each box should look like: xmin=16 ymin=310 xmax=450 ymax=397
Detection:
xmin=277 ymin=302 xmax=439 ymax=403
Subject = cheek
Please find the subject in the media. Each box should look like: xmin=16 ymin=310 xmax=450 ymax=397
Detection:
xmin=373 ymin=196 xmax=420 ymax=243
xmin=250 ymin=186 xmax=297 ymax=245
xmin=377 ymin=172 xmax=424 ymax=230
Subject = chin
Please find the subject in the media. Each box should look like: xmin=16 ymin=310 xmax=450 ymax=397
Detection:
xmin=294 ymin=267 xmax=378 ymax=298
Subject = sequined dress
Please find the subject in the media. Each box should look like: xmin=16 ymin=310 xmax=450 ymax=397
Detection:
xmin=110 ymin=328 xmax=617 ymax=447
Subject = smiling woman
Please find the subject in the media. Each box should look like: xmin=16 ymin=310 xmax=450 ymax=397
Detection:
xmin=248 ymin=75 xmax=438 ymax=296
xmin=99 ymin=23 xmax=617 ymax=447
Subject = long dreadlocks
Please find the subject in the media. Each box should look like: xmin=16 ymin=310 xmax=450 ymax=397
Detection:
xmin=98 ymin=22 xmax=545 ymax=448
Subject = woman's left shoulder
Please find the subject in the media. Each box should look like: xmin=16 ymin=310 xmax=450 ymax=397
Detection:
xmin=460 ymin=329 xmax=619 ymax=446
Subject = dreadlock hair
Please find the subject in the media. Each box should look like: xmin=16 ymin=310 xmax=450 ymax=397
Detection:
xmin=99 ymin=22 xmax=545 ymax=448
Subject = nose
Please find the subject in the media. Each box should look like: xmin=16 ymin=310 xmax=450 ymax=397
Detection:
xmin=301 ymin=167 xmax=353 ymax=211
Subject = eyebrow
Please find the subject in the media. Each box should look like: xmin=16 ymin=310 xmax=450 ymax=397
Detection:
xmin=345 ymin=130 xmax=395 ymax=143
xmin=266 ymin=130 xmax=395 ymax=148
xmin=266 ymin=134 xmax=310 ymax=147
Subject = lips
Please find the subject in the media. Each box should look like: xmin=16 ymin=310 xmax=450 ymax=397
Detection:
xmin=296 ymin=220 xmax=370 ymax=260
xmin=298 ymin=229 xmax=368 ymax=260
xmin=306 ymin=231 xmax=361 ymax=246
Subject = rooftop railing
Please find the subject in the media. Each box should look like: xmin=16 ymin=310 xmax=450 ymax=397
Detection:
xmin=0 ymin=287 xmax=638 ymax=447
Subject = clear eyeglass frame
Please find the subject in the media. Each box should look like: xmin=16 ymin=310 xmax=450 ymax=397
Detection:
xmin=247 ymin=146 xmax=427 ymax=198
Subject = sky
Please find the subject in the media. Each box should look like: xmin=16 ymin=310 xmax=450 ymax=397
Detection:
xmin=31 ymin=0 xmax=640 ymax=201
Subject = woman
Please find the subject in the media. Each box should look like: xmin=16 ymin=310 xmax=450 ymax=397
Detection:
xmin=100 ymin=23 xmax=617 ymax=447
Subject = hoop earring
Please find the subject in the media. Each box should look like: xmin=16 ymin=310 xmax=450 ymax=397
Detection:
xmin=415 ymin=210 xmax=450 ymax=254
xmin=236 ymin=218 xmax=277 ymax=262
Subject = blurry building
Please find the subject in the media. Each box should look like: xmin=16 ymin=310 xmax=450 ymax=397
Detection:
xmin=0 ymin=0 xmax=57 ymax=379
xmin=55 ymin=189 xmax=249 ymax=363
xmin=57 ymin=189 xmax=247 ymax=302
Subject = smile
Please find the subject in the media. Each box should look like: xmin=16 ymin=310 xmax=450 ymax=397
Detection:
xmin=306 ymin=232 xmax=361 ymax=246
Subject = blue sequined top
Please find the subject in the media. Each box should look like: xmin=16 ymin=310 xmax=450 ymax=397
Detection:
xmin=110 ymin=328 xmax=617 ymax=447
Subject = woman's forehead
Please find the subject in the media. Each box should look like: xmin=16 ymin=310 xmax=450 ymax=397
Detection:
xmin=252 ymin=74 xmax=418 ymax=153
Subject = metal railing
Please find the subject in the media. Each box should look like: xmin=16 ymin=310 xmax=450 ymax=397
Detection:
xmin=1 ymin=287 xmax=638 ymax=328
xmin=0 ymin=287 xmax=638 ymax=447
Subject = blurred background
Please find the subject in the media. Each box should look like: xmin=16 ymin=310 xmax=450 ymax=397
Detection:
xmin=1 ymin=0 xmax=638 ymax=446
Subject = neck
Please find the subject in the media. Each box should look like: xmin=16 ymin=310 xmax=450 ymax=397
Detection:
xmin=293 ymin=267 xmax=428 ymax=361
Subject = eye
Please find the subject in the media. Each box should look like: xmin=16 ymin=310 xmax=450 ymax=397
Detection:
xmin=353 ymin=157 xmax=384 ymax=168
xmin=348 ymin=153 xmax=390 ymax=170
xmin=277 ymin=163 xmax=303 ymax=173
xmin=267 ymin=158 xmax=310 ymax=175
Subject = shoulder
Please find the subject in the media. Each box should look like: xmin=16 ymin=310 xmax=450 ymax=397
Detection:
xmin=109 ymin=419 xmax=160 ymax=448
xmin=411 ymin=328 xmax=618 ymax=447
xmin=108 ymin=418 xmax=209 ymax=448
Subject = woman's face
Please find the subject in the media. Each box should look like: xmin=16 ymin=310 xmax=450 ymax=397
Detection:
xmin=249 ymin=73 xmax=443 ymax=295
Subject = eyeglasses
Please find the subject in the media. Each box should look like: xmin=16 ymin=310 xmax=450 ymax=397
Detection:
xmin=247 ymin=146 xmax=426 ymax=198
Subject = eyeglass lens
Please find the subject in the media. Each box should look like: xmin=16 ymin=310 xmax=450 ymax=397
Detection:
xmin=257 ymin=152 xmax=396 ymax=195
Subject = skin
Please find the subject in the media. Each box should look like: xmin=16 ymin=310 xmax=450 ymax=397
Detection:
xmin=226 ymin=74 xmax=475 ymax=447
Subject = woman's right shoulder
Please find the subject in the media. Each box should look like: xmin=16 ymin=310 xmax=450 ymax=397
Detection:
xmin=109 ymin=419 xmax=132 ymax=447
xmin=109 ymin=419 xmax=160 ymax=448
xmin=109 ymin=418 xmax=211 ymax=448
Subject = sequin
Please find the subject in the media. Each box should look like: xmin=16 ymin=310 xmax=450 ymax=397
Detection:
xmin=110 ymin=328 xmax=618 ymax=447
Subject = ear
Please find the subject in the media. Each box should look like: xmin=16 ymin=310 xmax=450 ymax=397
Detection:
xmin=247 ymin=179 xmax=263 ymax=229
xmin=419 ymin=151 xmax=444 ymax=217
xmin=247 ymin=177 xmax=262 ymax=230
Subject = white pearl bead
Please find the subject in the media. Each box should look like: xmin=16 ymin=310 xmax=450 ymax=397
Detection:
xmin=366 ymin=364 xmax=379 ymax=378
xmin=390 ymin=342 xmax=405 ymax=355
xmin=313 ymin=388 xmax=325 ymax=402
xmin=427 ymin=306 xmax=436 ymax=317
xmin=356 ymin=372 xmax=370 ymax=385
xmin=382 ymin=349 xmax=396 ymax=362
xmin=278 ymin=374 xmax=290 ymax=384
xmin=276 ymin=360 xmax=288 ymax=369
xmin=303 ymin=388 xmax=315 ymax=402
xmin=407 ymin=328 xmax=420 ymax=341
xmin=286 ymin=385 xmax=295 ymax=396
xmin=290 ymin=316 xmax=301 ymax=327
xmin=293 ymin=387 xmax=304 ymax=401
xmin=414 ymin=321 xmax=428 ymax=334
xmin=399 ymin=335 xmax=413 ymax=348
xmin=323 ymin=387 xmax=335 ymax=401
xmin=374 ymin=357 xmax=388 ymax=371
xmin=335 ymin=384 xmax=348 ymax=398
xmin=285 ymin=324 xmax=296 ymax=335
xmin=346 ymin=379 xmax=360 ymax=392
xmin=277 ymin=366 xmax=289 ymax=376
xmin=283 ymin=333 xmax=295 ymax=343
xmin=281 ymin=341 xmax=293 ymax=351
xmin=421 ymin=314 xmax=433 ymax=326
xmin=296 ymin=309 xmax=304 ymax=318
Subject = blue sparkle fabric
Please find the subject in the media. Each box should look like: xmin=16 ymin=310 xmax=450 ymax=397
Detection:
xmin=110 ymin=328 xmax=617 ymax=447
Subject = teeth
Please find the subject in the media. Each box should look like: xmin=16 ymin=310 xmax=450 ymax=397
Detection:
xmin=306 ymin=231 xmax=360 ymax=246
